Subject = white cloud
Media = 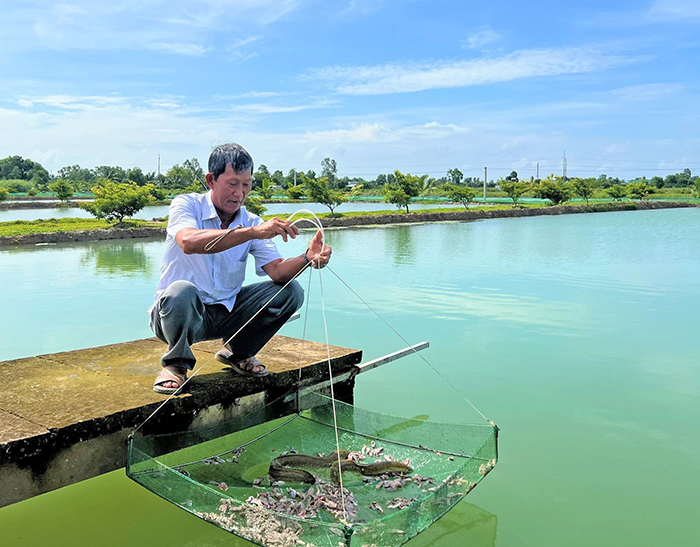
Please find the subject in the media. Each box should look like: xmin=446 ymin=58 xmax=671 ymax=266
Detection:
xmin=611 ymin=83 xmax=681 ymax=101
xmin=232 ymin=100 xmax=338 ymax=114
xmin=461 ymin=27 xmax=500 ymax=50
xmin=149 ymin=42 xmax=211 ymax=56
xmin=335 ymin=0 xmax=384 ymax=19
xmin=645 ymin=0 xmax=700 ymax=22
xmin=1 ymin=0 xmax=303 ymax=53
xmin=308 ymin=47 xmax=647 ymax=95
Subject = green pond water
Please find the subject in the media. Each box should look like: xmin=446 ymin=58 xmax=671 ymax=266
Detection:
xmin=1 ymin=208 xmax=699 ymax=546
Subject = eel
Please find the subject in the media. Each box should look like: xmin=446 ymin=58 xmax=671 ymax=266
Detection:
xmin=330 ymin=460 xmax=413 ymax=484
xmin=268 ymin=450 xmax=351 ymax=484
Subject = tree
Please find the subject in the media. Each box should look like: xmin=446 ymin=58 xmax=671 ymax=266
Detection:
xmin=606 ymin=184 xmax=627 ymax=201
xmin=500 ymin=180 xmax=529 ymax=205
xmin=505 ymin=170 xmax=519 ymax=182
xmin=126 ymin=167 xmax=148 ymax=186
xmin=286 ymin=185 xmax=305 ymax=200
xmin=0 ymin=155 xmax=49 ymax=182
xmin=0 ymin=187 xmax=8 ymax=201
xmin=271 ymin=169 xmax=285 ymax=188
xmin=321 ymin=158 xmax=337 ymax=186
xmin=382 ymin=170 xmax=421 ymax=213
xmin=651 ymin=176 xmax=664 ymax=189
xmin=166 ymin=164 xmax=194 ymax=188
xmin=416 ymin=174 xmax=436 ymax=196
xmin=304 ymin=174 xmax=346 ymax=215
xmin=446 ymin=168 xmax=464 ymax=185
xmin=253 ymin=164 xmax=270 ymax=189
xmin=244 ymin=195 xmax=266 ymax=215
xmin=571 ymin=177 xmax=598 ymax=203
xmin=384 ymin=186 xmax=411 ymax=212
xmin=49 ymin=179 xmax=74 ymax=201
xmin=532 ymin=175 xmax=571 ymax=205
xmin=80 ymin=181 xmax=153 ymax=222
xmin=626 ymin=182 xmax=656 ymax=201
xmin=57 ymin=164 xmax=96 ymax=192
xmin=444 ymin=183 xmax=475 ymax=209
xmin=690 ymin=180 xmax=700 ymax=200
xmin=145 ymin=184 xmax=168 ymax=201
xmin=258 ymin=178 xmax=275 ymax=199
xmin=95 ymin=165 xmax=126 ymax=182
xmin=182 ymin=158 xmax=205 ymax=183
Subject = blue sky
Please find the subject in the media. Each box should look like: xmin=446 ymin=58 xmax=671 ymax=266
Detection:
xmin=1 ymin=0 xmax=699 ymax=180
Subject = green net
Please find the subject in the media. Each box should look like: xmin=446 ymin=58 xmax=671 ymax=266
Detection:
xmin=127 ymin=392 xmax=498 ymax=547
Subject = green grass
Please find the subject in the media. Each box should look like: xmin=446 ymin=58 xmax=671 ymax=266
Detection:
xmin=0 ymin=217 xmax=164 ymax=237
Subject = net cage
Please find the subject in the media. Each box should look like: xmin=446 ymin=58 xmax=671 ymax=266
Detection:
xmin=127 ymin=391 xmax=498 ymax=547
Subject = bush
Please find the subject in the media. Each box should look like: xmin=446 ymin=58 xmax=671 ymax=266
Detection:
xmin=606 ymin=184 xmax=627 ymax=201
xmin=443 ymin=183 xmax=475 ymax=209
xmin=0 ymin=187 xmax=8 ymax=201
xmin=532 ymin=176 xmax=571 ymax=205
xmin=570 ymin=177 xmax=598 ymax=203
xmin=286 ymin=185 xmax=305 ymax=200
xmin=80 ymin=180 xmax=152 ymax=222
xmin=244 ymin=195 xmax=267 ymax=215
xmin=0 ymin=179 xmax=32 ymax=193
xmin=145 ymin=184 xmax=168 ymax=201
xmin=499 ymin=180 xmax=530 ymax=205
xmin=626 ymin=182 xmax=656 ymax=201
xmin=48 ymin=179 xmax=74 ymax=201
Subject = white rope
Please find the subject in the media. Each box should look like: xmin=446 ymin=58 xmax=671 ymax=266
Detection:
xmin=326 ymin=265 xmax=493 ymax=425
xmin=317 ymin=262 xmax=348 ymax=522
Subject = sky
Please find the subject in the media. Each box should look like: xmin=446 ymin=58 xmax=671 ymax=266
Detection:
xmin=0 ymin=0 xmax=699 ymax=181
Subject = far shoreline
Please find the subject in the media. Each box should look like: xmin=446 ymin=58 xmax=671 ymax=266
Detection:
xmin=0 ymin=200 xmax=695 ymax=248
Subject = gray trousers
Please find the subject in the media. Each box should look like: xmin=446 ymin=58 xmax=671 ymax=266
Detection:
xmin=149 ymin=279 xmax=304 ymax=370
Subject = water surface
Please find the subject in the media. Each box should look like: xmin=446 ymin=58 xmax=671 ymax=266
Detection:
xmin=1 ymin=208 xmax=698 ymax=546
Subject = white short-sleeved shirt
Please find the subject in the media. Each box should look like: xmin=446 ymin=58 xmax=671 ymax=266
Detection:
xmin=152 ymin=191 xmax=282 ymax=311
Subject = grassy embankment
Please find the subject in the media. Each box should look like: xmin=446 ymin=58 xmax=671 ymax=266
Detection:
xmin=0 ymin=204 xmax=542 ymax=237
xmin=0 ymin=218 xmax=163 ymax=238
xmin=2 ymin=200 xmax=697 ymax=238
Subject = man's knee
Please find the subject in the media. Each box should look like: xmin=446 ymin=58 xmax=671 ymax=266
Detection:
xmin=159 ymin=281 xmax=201 ymax=315
xmin=284 ymin=280 xmax=305 ymax=311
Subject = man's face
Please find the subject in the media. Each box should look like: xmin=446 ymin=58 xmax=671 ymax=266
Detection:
xmin=207 ymin=165 xmax=252 ymax=217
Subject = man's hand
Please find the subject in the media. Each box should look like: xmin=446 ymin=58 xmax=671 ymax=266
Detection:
xmin=253 ymin=218 xmax=300 ymax=242
xmin=306 ymin=230 xmax=332 ymax=268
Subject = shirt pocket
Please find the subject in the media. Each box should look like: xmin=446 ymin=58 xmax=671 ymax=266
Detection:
xmin=219 ymin=243 xmax=250 ymax=289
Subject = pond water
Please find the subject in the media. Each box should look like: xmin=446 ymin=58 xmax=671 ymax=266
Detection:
xmin=0 ymin=201 xmax=465 ymax=223
xmin=1 ymin=208 xmax=699 ymax=546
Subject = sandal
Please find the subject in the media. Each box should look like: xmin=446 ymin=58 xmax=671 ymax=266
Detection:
xmin=216 ymin=349 xmax=270 ymax=378
xmin=153 ymin=366 xmax=188 ymax=395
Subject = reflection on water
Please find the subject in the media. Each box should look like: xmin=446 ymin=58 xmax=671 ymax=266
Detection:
xmin=409 ymin=502 xmax=497 ymax=547
xmin=79 ymin=241 xmax=153 ymax=277
xmin=385 ymin=225 xmax=417 ymax=266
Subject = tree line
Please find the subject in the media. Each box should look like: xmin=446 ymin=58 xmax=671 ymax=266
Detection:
xmin=1 ymin=155 xmax=698 ymax=216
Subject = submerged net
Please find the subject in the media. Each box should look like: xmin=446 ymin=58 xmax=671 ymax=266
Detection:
xmin=127 ymin=392 xmax=498 ymax=547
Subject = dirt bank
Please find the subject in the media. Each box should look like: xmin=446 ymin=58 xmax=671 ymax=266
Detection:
xmin=0 ymin=201 xmax=695 ymax=247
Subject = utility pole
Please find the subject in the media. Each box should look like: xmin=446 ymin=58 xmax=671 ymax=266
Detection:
xmin=483 ymin=166 xmax=487 ymax=200
xmin=536 ymin=162 xmax=540 ymax=180
xmin=562 ymin=151 xmax=567 ymax=180
xmin=157 ymin=154 xmax=161 ymax=177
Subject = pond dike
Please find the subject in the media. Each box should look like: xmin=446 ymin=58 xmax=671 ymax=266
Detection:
xmin=0 ymin=200 xmax=695 ymax=247
xmin=0 ymin=336 xmax=361 ymax=508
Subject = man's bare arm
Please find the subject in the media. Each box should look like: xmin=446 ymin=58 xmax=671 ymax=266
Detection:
xmin=175 ymin=218 xmax=300 ymax=254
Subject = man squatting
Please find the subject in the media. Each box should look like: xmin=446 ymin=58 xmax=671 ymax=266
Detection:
xmin=149 ymin=143 xmax=332 ymax=394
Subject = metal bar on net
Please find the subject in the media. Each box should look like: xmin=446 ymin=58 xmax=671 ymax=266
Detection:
xmin=285 ymin=341 xmax=430 ymax=402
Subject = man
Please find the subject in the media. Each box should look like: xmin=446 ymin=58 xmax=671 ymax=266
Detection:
xmin=150 ymin=143 xmax=332 ymax=394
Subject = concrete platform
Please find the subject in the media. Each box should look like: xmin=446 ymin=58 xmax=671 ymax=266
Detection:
xmin=0 ymin=336 xmax=362 ymax=507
